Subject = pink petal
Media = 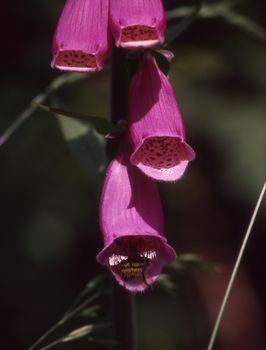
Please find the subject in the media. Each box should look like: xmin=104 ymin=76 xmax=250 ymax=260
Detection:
xmin=52 ymin=0 xmax=110 ymax=72
xmin=129 ymin=55 xmax=195 ymax=181
xmin=97 ymin=139 xmax=176 ymax=292
xmin=110 ymin=0 xmax=166 ymax=49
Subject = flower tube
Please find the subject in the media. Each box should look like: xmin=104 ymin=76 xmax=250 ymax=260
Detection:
xmin=97 ymin=138 xmax=176 ymax=292
xmin=129 ymin=55 xmax=195 ymax=181
xmin=110 ymin=0 xmax=166 ymax=49
xmin=52 ymin=0 xmax=110 ymax=72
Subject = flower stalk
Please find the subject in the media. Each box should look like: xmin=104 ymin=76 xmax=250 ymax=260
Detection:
xmin=110 ymin=45 xmax=137 ymax=350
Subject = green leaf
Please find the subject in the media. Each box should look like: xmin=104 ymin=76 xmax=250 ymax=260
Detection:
xmin=76 ymin=305 xmax=101 ymax=319
xmin=170 ymin=254 xmax=220 ymax=272
xmin=155 ymin=273 xmax=176 ymax=296
xmin=51 ymin=111 xmax=107 ymax=197
xmin=82 ymin=275 xmax=106 ymax=295
xmin=61 ymin=291 xmax=103 ymax=323
xmin=36 ymin=103 xmax=108 ymax=196
xmin=166 ymin=2 xmax=266 ymax=43
xmin=36 ymin=103 xmax=115 ymax=136
xmin=164 ymin=1 xmax=202 ymax=47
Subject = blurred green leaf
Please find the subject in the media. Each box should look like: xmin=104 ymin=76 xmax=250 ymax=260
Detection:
xmin=48 ymin=110 xmax=107 ymax=196
xmin=69 ymin=130 xmax=107 ymax=196
xmin=36 ymin=103 xmax=115 ymax=136
xmin=65 ymin=276 xmax=105 ymax=312
xmin=164 ymin=1 xmax=202 ymax=47
xmin=78 ymin=305 xmax=101 ymax=319
xmin=65 ymin=275 xmax=105 ymax=314
xmin=155 ymin=273 xmax=177 ymax=296
xmin=170 ymin=254 xmax=220 ymax=272
xmin=222 ymin=10 xmax=266 ymax=43
xmin=166 ymin=1 xmax=266 ymax=43
xmin=0 ymin=73 xmax=89 ymax=147
xmin=61 ymin=291 xmax=102 ymax=323
xmin=156 ymin=255 xmax=219 ymax=295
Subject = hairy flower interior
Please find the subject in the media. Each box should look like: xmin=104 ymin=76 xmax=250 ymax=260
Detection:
xmin=54 ymin=50 xmax=97 ymax=69
xmin=108 ymin=236 xmax=158 ymax=267
xmin=138 ymin=136 xmax=188 ymax=169
xmin=108 ymin=237 xmax=159 ymax=288
xmin=109 ymin=250 xmax=157 ymax=267
xmin=121 ymin=25 xmax=158 ymax=43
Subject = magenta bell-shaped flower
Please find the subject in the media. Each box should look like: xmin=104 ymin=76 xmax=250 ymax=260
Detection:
xmin=129 ymin=55 xmax=195 ymax=181
xmin=51 ymin=0 xmax=110 ymax=72
xmin=96 ymin=138 xmax=176 ymax=292
xmin=110 ymin=0 xmax=166 ymax=49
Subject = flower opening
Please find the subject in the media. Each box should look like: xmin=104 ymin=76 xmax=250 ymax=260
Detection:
xmin=110 ymin=0 xmax=166 ymax=48
xmin=52 ymin=0 xmax=110 ymax=72
xmin=129 ymin=55 xmax=195 ymax=181
xmin=104 ymin=236 xmax=170 ymax=290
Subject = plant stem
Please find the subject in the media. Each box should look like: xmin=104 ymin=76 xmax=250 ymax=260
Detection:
xmin=112 ymin=281 xmax=137 ymax=350
xmin=110 ymin=45 xmax=137 ymax=350
xmin=207 ymin=181 xmax=266 ymax=350
xmin=111 ymin=46 xmax=128 ymax=124
xmin=27 ymin=322 xmax=61 ymax=350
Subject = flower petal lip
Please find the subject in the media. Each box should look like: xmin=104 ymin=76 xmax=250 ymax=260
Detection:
xmin=110 ymin=0 xmax=166 ymax=49
xmin=128 ymin=55 xmax=195 ymax=181
xmin=96 ymin=139 xmax=176 ymax=292
xmin=51 ymin=0 xmax=110 ymax=72
xmin=97 ymin=235 xmax=176 ymax=292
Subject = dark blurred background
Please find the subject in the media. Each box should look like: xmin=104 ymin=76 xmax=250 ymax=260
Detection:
xmin=0 ymin=1 xmax=265 ymax=350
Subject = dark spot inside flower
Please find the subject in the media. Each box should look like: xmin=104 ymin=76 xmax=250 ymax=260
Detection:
xmin=55 ymin=50 xmax=97 ymax=69
xmin=121 ymin=25 xmax=158 ymax=43
xmin=137 ymin=136 xmax=187 ymax=170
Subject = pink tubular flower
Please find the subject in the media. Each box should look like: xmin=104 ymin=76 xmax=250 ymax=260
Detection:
xmin=110 ymin=0 xmax=166 ymax=49
xmin=96 ymin=139 xmax=176 ymax=292
xmin=129 ymin=55 xmax=195 ymax=181
xmin=51 ymin=0 xmax=110 ymax=72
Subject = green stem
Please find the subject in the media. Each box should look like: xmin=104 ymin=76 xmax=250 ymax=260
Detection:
xmin=207 ymin=181 xmax=266 ymax=350
xmin=27 ymin=322 xmax=61 ymax=350
xmin=110 ymin=45 xmax=137 ymax=350
xmin=38 ymin=338 xmax=63 ymax=350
